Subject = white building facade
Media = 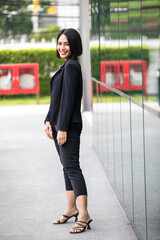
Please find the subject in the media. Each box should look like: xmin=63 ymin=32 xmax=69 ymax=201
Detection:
xmin=56 ymin=0 xmax=79 ymax=30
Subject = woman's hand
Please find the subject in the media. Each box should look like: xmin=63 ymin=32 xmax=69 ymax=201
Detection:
xmin=45 ymin=121 xmax=53 ymax=139
xmin=57 ymin=131 xmax=67 ymax=145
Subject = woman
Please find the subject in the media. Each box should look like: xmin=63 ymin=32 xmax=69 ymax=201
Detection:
xmin=44 ymin=28 xmax=92 ymax=234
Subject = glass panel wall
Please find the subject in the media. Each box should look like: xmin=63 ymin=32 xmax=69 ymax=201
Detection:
xmin=90 ymin=0 xmax=160 ymax=239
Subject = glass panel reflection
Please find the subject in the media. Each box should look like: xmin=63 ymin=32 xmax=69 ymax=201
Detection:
xmin=120 ymin=99 xmax=134 ymax=218
xmin=145 ymin=110 xmax=160 ymax=240
xmin=105 ymin=66 xmax=116 ymax=86
xmin=130 ymin=65 xmax=143 ymax=86
xmin=131 ymin=102 xmax=146 ymax=238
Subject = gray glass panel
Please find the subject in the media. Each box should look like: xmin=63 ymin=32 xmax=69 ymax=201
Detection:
xmin=91 ymin=0 xmax=160 ymax=239
xmin=131 ymin=102 xmax=146 ymax=239
xmin=145 ymin=110 xmax=160 ymax=240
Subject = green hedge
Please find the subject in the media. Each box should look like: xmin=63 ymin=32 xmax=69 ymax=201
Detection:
xmin=91 ymin=46 xmax=150 ymax=80
xmin=0 ymin=46 xmax=149 ymax=96
xmin=0 ymin=49 xmax=63 ymax=95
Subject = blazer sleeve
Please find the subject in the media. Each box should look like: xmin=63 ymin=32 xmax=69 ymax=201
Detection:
xmin=44 ymin=108 xmax=51 ymax=123
xmin=57 ymin=62 xmax=79 ymax=131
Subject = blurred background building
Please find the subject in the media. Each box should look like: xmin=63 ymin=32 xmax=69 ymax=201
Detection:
xmin=0 ymin=0 xmax=79 ymax=44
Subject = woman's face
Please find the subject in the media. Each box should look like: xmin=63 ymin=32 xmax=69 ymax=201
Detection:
xmin=57 ymin=34 xmax=71 ymax=61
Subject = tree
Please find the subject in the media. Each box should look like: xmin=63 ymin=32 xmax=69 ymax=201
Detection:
xmin=0 ymin=0 xmax=33 ymax=37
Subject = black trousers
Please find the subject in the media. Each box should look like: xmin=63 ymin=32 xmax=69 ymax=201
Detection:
xmin=52 ymin=123 xmax=87 ymax=198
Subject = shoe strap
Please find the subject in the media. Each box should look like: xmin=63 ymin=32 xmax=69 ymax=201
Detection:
xmin=75 ymin=222 xmax=86 ymax=227
xmin=77 ymin=220 xmax=88 ymax=225
xmin=62 ymin=214 xmax=69 ymax=219
xmin=72 ymin=223 xmax=86 ymax=230
xmin=72 ymin=226 xmax=84 ymax=230
xmin=62 ymin=213 xmax=78 ymax=219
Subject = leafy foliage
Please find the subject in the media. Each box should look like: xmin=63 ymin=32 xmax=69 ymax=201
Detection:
xmin=0 ymin=49 xmax=63 ymax=95
xmin=0 ymin=0 xmax=33 ymax=37
xmin=0 ymin=46 xmax=149 ymax=95
xmin=90 ymin=0 xmax=160 ymax=39
xmin=32 ymin=25 xmax=60 ymax=42
xmin=91 ymin=46 xmax=150 ymax=80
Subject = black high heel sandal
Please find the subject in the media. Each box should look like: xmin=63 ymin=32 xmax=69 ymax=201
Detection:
xmin=70 ymin=219 xmax=93 ymax=234
xmin=53 ymin=212 xmax=79 ymax=224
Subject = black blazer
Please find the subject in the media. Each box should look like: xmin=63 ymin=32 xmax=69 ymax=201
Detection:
xmin=45 ymin=58 xmax=83 ymax=131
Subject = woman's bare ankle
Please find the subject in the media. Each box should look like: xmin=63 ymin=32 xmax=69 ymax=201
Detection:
xmin=65 ymin=207 xmax=79 ymax=215
xmin=78 ymin=211 xmax=90 ymax=220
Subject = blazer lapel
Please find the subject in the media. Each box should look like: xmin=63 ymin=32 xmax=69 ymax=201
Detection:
xmin=50 ymin=68 xmax=61 ymax=82
xmin=50 ymin=61 xmax=66 ymax=83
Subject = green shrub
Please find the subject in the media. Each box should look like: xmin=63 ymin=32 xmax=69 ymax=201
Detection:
xmin=0 ymin=49 xmax=63 ymax=96
xmin=0 ymin=46 xmax=149 ymax=96
xmin=90 ymin=46 xmax=150 ymax=80
xmin=32 ymin=25 xmax=60 ymax=42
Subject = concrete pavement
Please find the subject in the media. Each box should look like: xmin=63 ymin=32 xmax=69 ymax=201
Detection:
xmin=0 ymin=104 xmax=137 ymax=240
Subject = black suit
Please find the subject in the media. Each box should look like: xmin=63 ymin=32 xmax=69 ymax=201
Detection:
xmin=45 ymin=58 xmax=87 ymax=198
xmin=45 ymin=58 xmax=83 ymax=132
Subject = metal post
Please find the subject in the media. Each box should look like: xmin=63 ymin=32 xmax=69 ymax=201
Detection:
xmin=80 ymin=0 xmax=92 ymax=111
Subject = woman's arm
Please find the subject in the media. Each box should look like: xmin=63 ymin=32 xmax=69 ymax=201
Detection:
xmin=57 ymin=62 xmax=79 ymax=132
xmin=57 ymin=130 xmax=67 ymax=145
xmin=44 ymin=107 xmax=51 ymax=123
xmin=45 ymin=121 xmax=67 ymax=145
xmin=45 ymin=121 xmax=53 ymax=139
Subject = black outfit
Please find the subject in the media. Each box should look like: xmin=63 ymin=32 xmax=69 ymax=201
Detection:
xmin=45 ymin=58 xmax=87 ymax=198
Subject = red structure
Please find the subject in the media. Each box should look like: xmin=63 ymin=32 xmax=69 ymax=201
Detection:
xmin=100 ymin=60 xmax=147 ymax=92
xmin=0 ymin=63 xmax=39 ymax=103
